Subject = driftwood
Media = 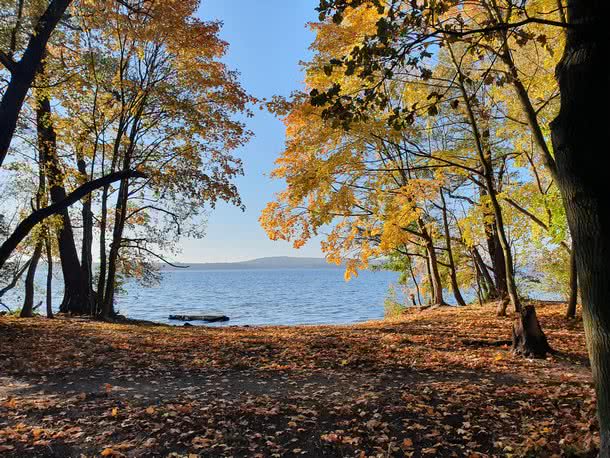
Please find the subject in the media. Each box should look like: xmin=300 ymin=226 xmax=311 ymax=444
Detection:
xmin=169 ymin=314 xmax=229 ymax=323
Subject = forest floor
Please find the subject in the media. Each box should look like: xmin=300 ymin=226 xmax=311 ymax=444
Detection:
xmin=0 ymin=301 xmax=597 ymax=457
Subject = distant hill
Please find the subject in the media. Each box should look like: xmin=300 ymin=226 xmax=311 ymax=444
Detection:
xmin=161 ymin=256 xmax=343 ymax=270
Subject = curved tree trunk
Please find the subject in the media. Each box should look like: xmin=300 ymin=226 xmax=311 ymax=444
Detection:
xmin=550 ymin=1 xmax=610 ymax=451
xmin=0 ymin=171 xmax=145 ymax=271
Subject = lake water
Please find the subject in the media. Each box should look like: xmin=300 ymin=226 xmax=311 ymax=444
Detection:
xmin=2 ymin=268 xmax=401 ymax=326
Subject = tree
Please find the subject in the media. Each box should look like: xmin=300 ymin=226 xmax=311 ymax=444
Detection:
xmin=549 ymin=1 xmax=610 ymax=454
xmin=39 ymin=0 xmax=252 ymax=317
xmin=314 ymin=0 xmax=610 ymax=452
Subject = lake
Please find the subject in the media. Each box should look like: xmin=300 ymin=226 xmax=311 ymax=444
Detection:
xmin=2 ymin=268 xmax=401 ymax=326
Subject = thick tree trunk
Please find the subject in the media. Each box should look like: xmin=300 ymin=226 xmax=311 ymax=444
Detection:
xmin=512 ymin=305 xmax=552 ymax=358
xmin=35 ymin=72 xmax=91 ymax=315
xmin=550 ymin=1 xmax=610 ymax=452
xmin=566 ymin=239 xmax=578 ymax=319
xmin=0 ymin=0 xmax=72 ymax=166
xmin=20 ymin=242 xmax=43 ymax=318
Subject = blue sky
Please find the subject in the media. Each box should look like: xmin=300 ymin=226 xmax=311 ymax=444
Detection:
xmin=178 ymin=0 xmax=323 ymax=263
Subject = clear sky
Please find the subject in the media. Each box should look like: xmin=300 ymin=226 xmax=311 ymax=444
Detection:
xmin=176 ymin=0 xmax=323 ymax=263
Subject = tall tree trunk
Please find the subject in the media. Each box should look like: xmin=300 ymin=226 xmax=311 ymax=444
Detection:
xmin=45 ymin=231 xmax=53 ymax=319
xmin=481 ymin=187 xmax=508 ymax=301
xmin=408 ymin=258 xmax=422 ymax=306
xmin=440 ymin=190 xmax=466 ymax=306
xmin=0 ymin=171 xmax=144 ymax=271
xmin=472 ymin=251 xmax=484 ymax=306
xmin=76 ymin=150 xmax=95 ymax=313
xmin=421 ymin=225 xmax=446 ymax=306
xmin=20 ymin=242 xmax=43 ymax=318
xmin=35 ymin=64 xmax=91 ymax=315
xmin=566 ymin=239 xmax=578 ymax=319
xmin=550 ymin=1 xmax=610 ymax=451
xmin=100 ymin=104 xmax=145 ymax=319
xmin=96 ymin=184 xmax=109 ymax=312
xmin=448 ymin=43 xmax=550 ymax=357
xmin=472 ymin=246 xmax=496 ymax=300
xmin=102 ymin=177 xmax=129 ymax=318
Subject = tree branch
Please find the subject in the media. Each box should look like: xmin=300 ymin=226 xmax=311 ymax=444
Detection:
xmin=0 ymin=170 xmax=146 ymax=269
xmin=0 ymin=51 xmax=17 ymax=73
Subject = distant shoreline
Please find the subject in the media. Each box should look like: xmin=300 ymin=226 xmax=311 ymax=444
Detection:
xmin=158 ymin=256 xmax=345 ymax=271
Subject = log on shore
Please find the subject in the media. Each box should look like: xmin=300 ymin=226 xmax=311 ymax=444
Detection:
xmin=169 ymin=314 xmax=229 ymax=323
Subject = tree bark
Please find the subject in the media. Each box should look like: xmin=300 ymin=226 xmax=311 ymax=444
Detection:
xmin=566 ymin=239 xmax=578 ymax=319
xmin=481 ymin=187 xmax=508 ymax=301
xmin=102 ymin=176 xmax=130 ymax=318
xmin=20 ymin=242 xmax=43 ymax=318
xmin=421 ymin=225 xmax=446 ymax=306
xmin=35 ymin=71 xmax=92 ymax=315
xmin=440 ymin=190 xmax=466 ymax=306
xmin=408 ymin=256 xmax=422 ymax=306
xmin=101 ymin=104 xmax=146 ymax=318
xmin=512 ymin=305 xmax=552 ymax=358
xmin=76 ymin=149 xmax=96 ymax=313
xmin=0 ymin=0 xmax=72 ymax=166
xmin=45 ymin=232 xmax=53 ymax=319
xmin=96 ymin=184 xmax=110 ymax=312
xmin=550 ymin=1 xmax=610 ymax=452
xmin=472 ymin=246 xmax=496 ymax=300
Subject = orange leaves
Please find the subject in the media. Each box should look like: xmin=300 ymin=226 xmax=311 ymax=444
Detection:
xmin=145 ymin=406 xmax=156 ymax=415
xmin=0 ymin=303 xmax=595 ymax=456
xmin=320 ymin=432 xmax=360 ymax=445
xmin=2 ymin=397 xmax=17 ymax=409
